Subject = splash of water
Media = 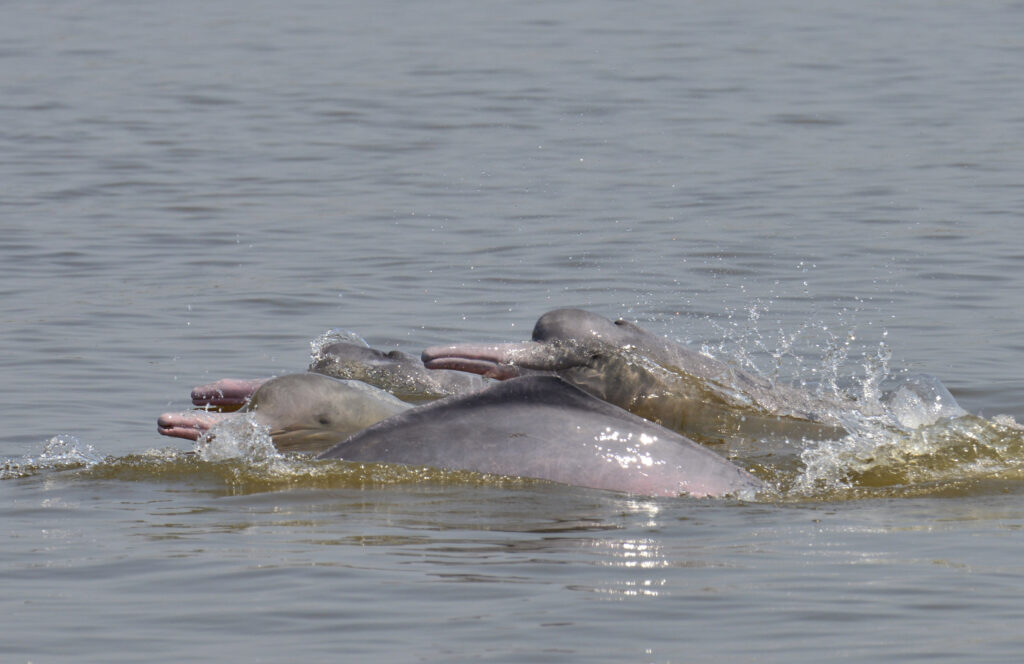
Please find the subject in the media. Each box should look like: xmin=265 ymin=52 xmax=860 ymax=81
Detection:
xmin=670 ymin=306 xmax=1024 ymax=498
xmin=309 ymin=328 xmax=369 ymax=363
xmin=195 ymin=413 xmax=289 ymax=469
xmin=793 ymin=413 xmax=1024 ymax=496
xmin=1 ymin=434 xmax=104 ymax=479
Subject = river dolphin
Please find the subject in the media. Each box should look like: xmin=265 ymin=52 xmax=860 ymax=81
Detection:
xmin=423 ymin=309 xmax=880 ymax=444
xmin=160 ymin=373 xmax=412 ymax=454
xmin=317 ymin=375 xmax=763 ymax=498
xmin=309 ymin=341 xmax=485 ymax=401
xmin=191 ymin=340 xmax=486 ymax=409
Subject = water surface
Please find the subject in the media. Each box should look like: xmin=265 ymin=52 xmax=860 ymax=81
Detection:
xmin=3 ymin=1 xmax=1024 ymax=661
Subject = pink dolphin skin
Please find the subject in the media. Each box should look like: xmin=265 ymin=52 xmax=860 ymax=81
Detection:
xmin=158 ymin=409 xmax=233 ymax=440
xmin=318 ymin=375 xmax=763 ymax=499
xmin=162 ymin=372 xmax=762 ymax=497
xmin=191 ymin=378 xmax=267 ymax=408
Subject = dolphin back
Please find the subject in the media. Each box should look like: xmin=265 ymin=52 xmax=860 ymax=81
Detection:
xmin=318 ymin=375 xmax=762 ymax=498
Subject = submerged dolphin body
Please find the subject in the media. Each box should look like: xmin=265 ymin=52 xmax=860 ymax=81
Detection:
xmin=318 ymin=375 xmax=763 ymax=498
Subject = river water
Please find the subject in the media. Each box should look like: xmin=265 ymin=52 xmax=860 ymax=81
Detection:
xmin=3 ymin=1 xmax=1024 ymax=662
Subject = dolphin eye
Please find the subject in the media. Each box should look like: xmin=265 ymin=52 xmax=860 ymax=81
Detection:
xmin=317 ymin=415 xmax=331 ymax=426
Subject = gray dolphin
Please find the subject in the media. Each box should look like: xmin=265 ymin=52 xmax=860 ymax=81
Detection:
xmin=160 ymin=373 xmax=411 ymax=454
xmin=191 ymin=341 xmax=485 ymax=409
xmin=309 ymin=341 xmax=486 ymax=401
xmin=423 ymin=308 xmax=862 ymax=444
xmin=317 ymin=375 xmax=763 ymax=498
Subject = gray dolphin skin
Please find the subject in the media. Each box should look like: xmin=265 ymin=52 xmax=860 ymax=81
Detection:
xmin=317 ymin=375 xmax=763 ymax=498
xmin=309 ymin=342 xmax=486 ymax=401
xmin=192 ymin=341 xmax=485 ymax=409
xmin=423 ymin=308 xmax=857 ymax=444
xmin=160 ymin=373 xmax=411 ymax=454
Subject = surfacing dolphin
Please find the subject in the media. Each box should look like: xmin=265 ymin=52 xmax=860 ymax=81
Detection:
xmin=317 ymin=375 xmax=763 ymax=498
xmin=192 ymin=340 xmax=486 ymax=409
xmin=309 ymin=341 xmax=486 ymax=401
xmin=160 ymin=373 xmax=411 ymax=454
xmin=423 ymin=309 xmax=880 ymax=444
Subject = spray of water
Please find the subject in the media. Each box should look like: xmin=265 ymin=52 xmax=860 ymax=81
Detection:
xmin=1 ymin=434 xmax=104 ymax=479
xmin=309 ymin=328 xmax=369 ymax=364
